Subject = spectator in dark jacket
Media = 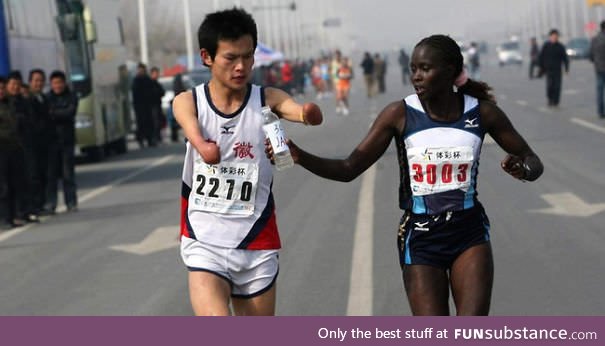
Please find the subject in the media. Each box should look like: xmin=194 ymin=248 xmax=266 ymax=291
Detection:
xmin=538 ymin=29 xmax=569 ymax=107
xmin=529 ymin=37 xmax=540 ymax=79
xmin=6 ymin=71 xmax=38 ymax=223
xmin=131 ymin=63 xmax=156 ymax=147
xmin=44 ymin=70 xmax=79 ymax=214
xmin=360 ymin=52 xmax=375 ymax=98
xmin=28 ymin=69 xmax=51 ymax=213
xmin=590 ymin=21 xmax=605 ymax=119
xmin=150 ymin=66 xmax=165 ymax=143
xmin=0 ymin=77 xmax=27 ymax=228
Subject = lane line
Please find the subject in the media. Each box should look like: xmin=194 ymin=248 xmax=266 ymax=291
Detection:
xmin=346 ymin=164 xmax=376 ymax=316
xmin=515 ymin=100 xmax=528 ymax=106
xmin=570 ymin=117 xmax=605 ymax=135
xmin=0 ymin=155 xmax=175 ymax=243
xmin=77 ymin=155 xmax=175 ymax=204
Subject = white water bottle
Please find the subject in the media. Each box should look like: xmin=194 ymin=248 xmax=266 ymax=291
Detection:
xmin=261 ymin=106 xmax=294 ymax=170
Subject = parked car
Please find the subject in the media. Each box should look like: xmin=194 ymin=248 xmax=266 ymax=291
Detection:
xmin=497 ymin=41 xmax=523 ymax=66
xmin=186 ymin=67 xmax=212 ymax=86
xmin=566 ymin=37 xmax=590 ymax=59
xmin=158 ymin=75 xmax=194 ymax=116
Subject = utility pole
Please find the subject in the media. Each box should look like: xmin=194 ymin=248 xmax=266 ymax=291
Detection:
xmin=569 ymin=0 xmax=578 ymax=38
xmin=183 ymin=0 xmax=194 ymax=71
xmin=137 ymin=0 xmax=148 ymax=64
xmin=560 ymin=0 xmax=570 ymax=39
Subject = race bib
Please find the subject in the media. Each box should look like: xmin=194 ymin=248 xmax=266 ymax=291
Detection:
xmin=191 ymin=162 xmax=259 ymax=216
xmin=407 ymin=146 xmax=474 ymax=196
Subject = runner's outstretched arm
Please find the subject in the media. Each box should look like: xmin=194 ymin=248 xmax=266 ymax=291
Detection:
xmin=265 ymin=87 xmax=323 ymax=125
xmin=266 ymin=101 xmax=404 ymax=182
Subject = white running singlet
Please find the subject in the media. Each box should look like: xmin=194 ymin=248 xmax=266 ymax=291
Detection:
xmin=180 ymin=84 xmax=281 ymax=250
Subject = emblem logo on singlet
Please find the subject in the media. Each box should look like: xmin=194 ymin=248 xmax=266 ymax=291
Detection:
xmin=221 ymin=125 xmax=236 ymax=135
xmin=464 ymin=118 xmax=479 ymax=128
xmin=414 ymin=222 xmax=430 ymax=231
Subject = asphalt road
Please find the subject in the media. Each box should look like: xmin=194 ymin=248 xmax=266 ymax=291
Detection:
xmin=0 ymin=56 xmax=603 ymax=316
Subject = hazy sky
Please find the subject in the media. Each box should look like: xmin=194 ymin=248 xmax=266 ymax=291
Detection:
xmin=344 ymin=0 xmax=523 ymax=51
xmin=122 ymin=0 xmax=604 ymax=60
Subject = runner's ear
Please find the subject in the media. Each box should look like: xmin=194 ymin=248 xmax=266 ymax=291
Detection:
xmin=201 ymin=49 xmax=213 ymax=67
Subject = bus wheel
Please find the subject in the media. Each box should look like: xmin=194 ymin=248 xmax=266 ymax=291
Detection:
xmin=114 ymin=137 xmax=128 ymax=154
xmin=86 ymin=146 xmax=106 ymax=162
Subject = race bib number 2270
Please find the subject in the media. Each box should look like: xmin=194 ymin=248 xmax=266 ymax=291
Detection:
xmin=191 ymin=162 xmax=259 ymax=216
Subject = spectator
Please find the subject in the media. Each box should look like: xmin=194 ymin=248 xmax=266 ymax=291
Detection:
xmin=467 ymin=42 xmax=480 ymax=80
xmin=590 ymin=20 xmax=605 ymax=119
xmin=149 ymin=67 xmax=165 ymax=143
xmin=131 ymin=63 xmax=156 ymax=147
xmin=538 ymin=29 xmax=569 ymax=107
xmin=374 ymin=53 xmax=387 ymax=93
xmin=0 ymin=76 xmax=27 ymax=228
xmin=28 ymin=69 xmax=51 ymax=214
xmin=44 ymin=70 xmax=79 ymax=214
xmin=7 ymin=71 xmax=37 ymax=223
xmin=398 ymin=48 xmax=411 ymax=85
xmin=529 ymin=37 xmax=540 ymax=79
xmin=360 ymin=52 xmax=375 ymax=98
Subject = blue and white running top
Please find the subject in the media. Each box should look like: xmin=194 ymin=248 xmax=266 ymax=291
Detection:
xmin=396 ymin=94 xmax=486 ymax=215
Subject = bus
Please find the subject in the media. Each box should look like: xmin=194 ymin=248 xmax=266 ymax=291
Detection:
xmin=0 ymin=0 xmax=129 ymax=161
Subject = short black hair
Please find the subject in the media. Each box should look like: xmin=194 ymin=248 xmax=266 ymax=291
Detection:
xmin=414 ymin=34 xmax=494 ymax=102
xmin=549 ymin=29 xmax=559 ymax=36
xmin=601 ymin=21 xmax=605 ymax=31
xmin=197 ymin=8 xmax=257 ymax=65
xmin=29 ymin=68 xmax=46 ymax=81
xmin=7 ymin=70 xmax=23 ymax=82
xmin=49 ymin=70 xmax=66 ymax=81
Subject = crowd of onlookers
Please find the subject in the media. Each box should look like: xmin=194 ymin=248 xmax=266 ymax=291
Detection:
xmin=0 ymin=69 xmax=79 ymax=230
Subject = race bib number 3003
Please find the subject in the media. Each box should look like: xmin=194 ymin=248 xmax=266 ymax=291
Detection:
xmin=191 ymin=162 xmax=259 ymax=216
xmin=407 ymin=146 xmax=474 ymax=196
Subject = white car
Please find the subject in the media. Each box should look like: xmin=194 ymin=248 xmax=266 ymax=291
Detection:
xmin=496 ymin=41 xmax=523 ymax=66
xmin=158 ymin=75 xmax=194 ymax=115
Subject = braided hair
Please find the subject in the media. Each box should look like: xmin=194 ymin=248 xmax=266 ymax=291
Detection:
xmin=415 ymin=35 xmax=495 ymax=102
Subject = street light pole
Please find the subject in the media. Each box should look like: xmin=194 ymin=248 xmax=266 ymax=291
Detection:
xmin=183 ymin=0 xmax=194 ymax=71
xmin=560 ymin=0 xmax=569 ymax=39
xmin=583 ymin=0 xmax=590 ymax=37
xmin=569 ymin=0 xmax=578 ymax=38
xmin=137 ymin=0 xmax=148 ymax=64
xmin=251 ymin=0 xmax=297 ymax=57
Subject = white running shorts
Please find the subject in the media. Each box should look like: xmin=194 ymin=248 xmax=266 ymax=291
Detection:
xmin=181 ymin=236 xmax=279 ymax=298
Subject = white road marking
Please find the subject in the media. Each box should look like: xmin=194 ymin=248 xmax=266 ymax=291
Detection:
xmin=110 ymin=226 xmax=179 ymax=255
xmin=563 ymin=89 xmax=579 ymax=95
xmin=515 ymin=100 xmax=528 ymax=106
xmin=346 ymin=164 xmax=376 ymax=316
xmin=529 ymin=192 xmax=605 ymax=217
xmin=570 ymin=117 xmax=605 ymax=135
xmin=0 ymin=155 xmax=175 ymax=243
xmin=538 ymin=106 xmax=552 ymax=113
xmin=499 ymin=94 xmax=508 ymax=100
